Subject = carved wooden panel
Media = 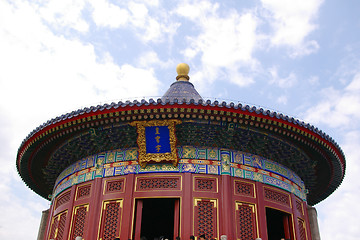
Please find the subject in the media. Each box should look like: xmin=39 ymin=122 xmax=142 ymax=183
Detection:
xmin=296 ymin=199 xmax=304 ymax=215
xmin=55 ymin=191 xmax=71 ymax=210
xmin=105 ymin=179 xmax=125 ymax=194
xmin=136 ymin=176 xmax=181 ymax=191
xmin=99 ymin=200 xmax=123 ymax=240
xmin=48 ymin=211 xmax=67 ymax=240
xmin=264 ymin=187 xmax=290 ymax=206
xmin=298 ymin=218 xmax=307 ymax=240
xmin=69 ymin=205 xmax=89 ymax=240
xmin=235 ymin=202 xmax=257 ymax=240
xmin=49 ymin=215 xmax=59 ymax=240
xmin=194 ymin=177 xmax=217 ymax=192
xmin=76 ymin=184 xmax=91 ymax=200
xmin=56 ymin=212 xmax=67 ymax=240
xmin=194 ymin=199 xmax=217 ymax=240
xmin=234 ymin=180 xmax=254 ymax=197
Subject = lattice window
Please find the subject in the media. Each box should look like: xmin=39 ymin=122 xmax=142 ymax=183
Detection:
xmin=195 ymin=178 xmax=216 ymax=191
xmin=55 ymin=191 xmax=71 ymax=209
xmin=76 ymin=185 xmax=91 ymax=199
xmin=264 ymin=188 xmax=290 ymax=206
xmin=70 ymin=205 xmax=88 ymax=240
xmin=235 ymin=181 xmax=254 ymax=197
xmin=296 ymin=199 xmax=303 ymax=215
xmin=236 ymin=203 xmax=256 ymax=240
xmin=138 ymin=178 xmax=179 ymax=190
xmin=48 ymin=211 xmax=67 ymax=240
xmin=106 ymin=180 xmax=124 ymax=193
xmin=194 ymin=199 xmax=217 ymax=240
xmin=49 ymin=216 xmax=59 ymax=240
xmin=56 ymin=213 xmax=67 ymax=240
xmin=99 ymin=200 xmax=123 ymax=240
xmin=298 ymin=218 xmax=307 ymax=240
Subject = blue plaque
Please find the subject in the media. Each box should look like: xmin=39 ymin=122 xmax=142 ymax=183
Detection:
xmin=145 ymin=126 xmax=171 ymax=153
xmin=131 ymin=120 xmax=181 ymax=168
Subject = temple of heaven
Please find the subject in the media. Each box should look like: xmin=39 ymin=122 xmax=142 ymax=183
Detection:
xmin=17 ymin=63 xmax=345 ymax=240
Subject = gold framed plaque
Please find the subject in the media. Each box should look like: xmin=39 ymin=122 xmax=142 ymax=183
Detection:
xmin=130 ymin=119 xmax=181 ymax=168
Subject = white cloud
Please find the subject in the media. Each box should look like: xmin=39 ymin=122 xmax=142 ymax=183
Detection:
xmin=301 ymin=70 xmax=360 ymax=238
xmin=0 ymin=185 xmax=47 ymax=239
xmin=113 ymin=64 xmax=160 ymax=99
xmin=138 ymin=51 xmax=173 ymax=69
xmin=179 ymin=9 xmax=258 ymax=67
xmin=0 ymin=0 xmax=161 ymax=115
xmin=127 ymin=2 xmax=180 ymax=43
xmin=90 ymin=0 xmax=129 ymax=28
xmin=39 ymin=0 xmax=89 ymax=32
xmin=276 ymin=95 xmax=288 ymax=105
xmin=228 ymin=71 xmax=255 ymax=87
xmin=268 ymin=66 xmax=297 ymax=88
xmin=301 ymin=59 xmax=360 ymax=240
xmin=317 ymin=130 xmax=360 ymax=240
xmin=199 ymin=12 xmax=258 ymax=67
xmin=303 ymin=73 xmax=360 ymax=128
xmin=128 ymin=2 xmax=149 ymax=27
xmin=0 ymin=2 xmax=161 ymax=238
xmin=176 ymin=1 xmax=259 ymax=89
xmin=346 ymin=73 xmax=360 ymax=90
xmin=261 ymin=0 xmax=323 ymax=57
xmin=308 ymin=75 xmax=320 ymax=85
xmin=140 ymin=0 xmax=159 ymax=7
xmin=176 ymin=0 xmax=219 ymax=21
xmin=176 ymin=0 xmax=324 ymax=91
xmin=90 ymin=0 xmax=180 ymax=43
xmin=289 ymin=40 xmax=319 ymax=58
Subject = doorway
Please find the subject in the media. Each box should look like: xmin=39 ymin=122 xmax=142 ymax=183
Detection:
xmin=266 ymin=207 xmax=292 ymax=240
xmin=134 ymin=198 xmax=180 ymax=240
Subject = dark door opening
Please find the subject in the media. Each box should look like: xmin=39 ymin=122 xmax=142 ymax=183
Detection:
xmin=266 ymin=207 xmax=292 ymax=240
xmin=134 ymin=198 xmax=179 ymax=240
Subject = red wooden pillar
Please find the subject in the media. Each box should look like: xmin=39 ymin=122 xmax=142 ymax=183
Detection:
xmin=121 ymin=174 xmax=135 ymax=240
xmin=49 ymin=184 xmax=77 ymax=240
xmin=220 ymin=175 xmax=233 ymax=240
xmin=87 ymin=178 xmax=103 ymax=239
xmin=182 ymin=172 xmax=193 ymax=240
xmin=290 ymin=193 xmax=303 ymax=240
xmin=283 ymin=215 xmax=291 ymax=239
xmin=134 ymin=199 xmax=143 ymax=240
xmin=255 ymin=182 xmax=267 ymax=240
xmin=174 ymin=199 xmax=180 ymax=239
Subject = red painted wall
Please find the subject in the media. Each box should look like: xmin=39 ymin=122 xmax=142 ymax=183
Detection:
xmin=45 ymin=173 xmax=312 ymax=240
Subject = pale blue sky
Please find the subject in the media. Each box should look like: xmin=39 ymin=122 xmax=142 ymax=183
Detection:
xmin=1 ymin=0 xmax=360 ymax=239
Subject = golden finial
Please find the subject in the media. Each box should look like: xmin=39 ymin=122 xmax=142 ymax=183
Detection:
xmin=176 ymin=63 xmax=190 ymax=81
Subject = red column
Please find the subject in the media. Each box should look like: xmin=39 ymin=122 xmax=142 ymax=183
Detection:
xmin=85 ymin=178 xmax=103 ymax=239
xmin=121 ymin=174 xmax=136 ymax=240
xmin=290 ymin=193 xmax=302 ymax=240
xmin=182 ymin=172 xmax=193 ymax=240
xmin=134 ymin=199 xmax=143 ymax=240
xmin=255 ymin=182 xmax=267 ymax=240
xmin=62 ymin=184 xmax=77 ymax=240
xmin=174 ymin=199 xmax=180 ymax=239
xmin=283 ymin=215 xmax=291 ymax=239
xmin=303 ymin=203 xmax=313 ymax=240
xmin=220 ymin=175 xmax=233 ymax=240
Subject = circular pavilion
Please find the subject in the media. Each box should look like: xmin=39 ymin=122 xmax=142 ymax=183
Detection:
xmin=17 ymin=63 xmax=345 ymax=240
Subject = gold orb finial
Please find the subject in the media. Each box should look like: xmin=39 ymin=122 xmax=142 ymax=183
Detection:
xmin=176 ymin=63 xmax=190 ymax=81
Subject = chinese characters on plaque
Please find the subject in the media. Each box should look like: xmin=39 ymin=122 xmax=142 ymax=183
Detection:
xmin=131 ymin=120 xmax=181 ymax=168
xmin=145 ymin=126 xmax=171 ymax=154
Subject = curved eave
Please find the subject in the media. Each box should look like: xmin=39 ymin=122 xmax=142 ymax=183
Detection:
xmin=17 ymin=99 xmax=346 ymax=203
